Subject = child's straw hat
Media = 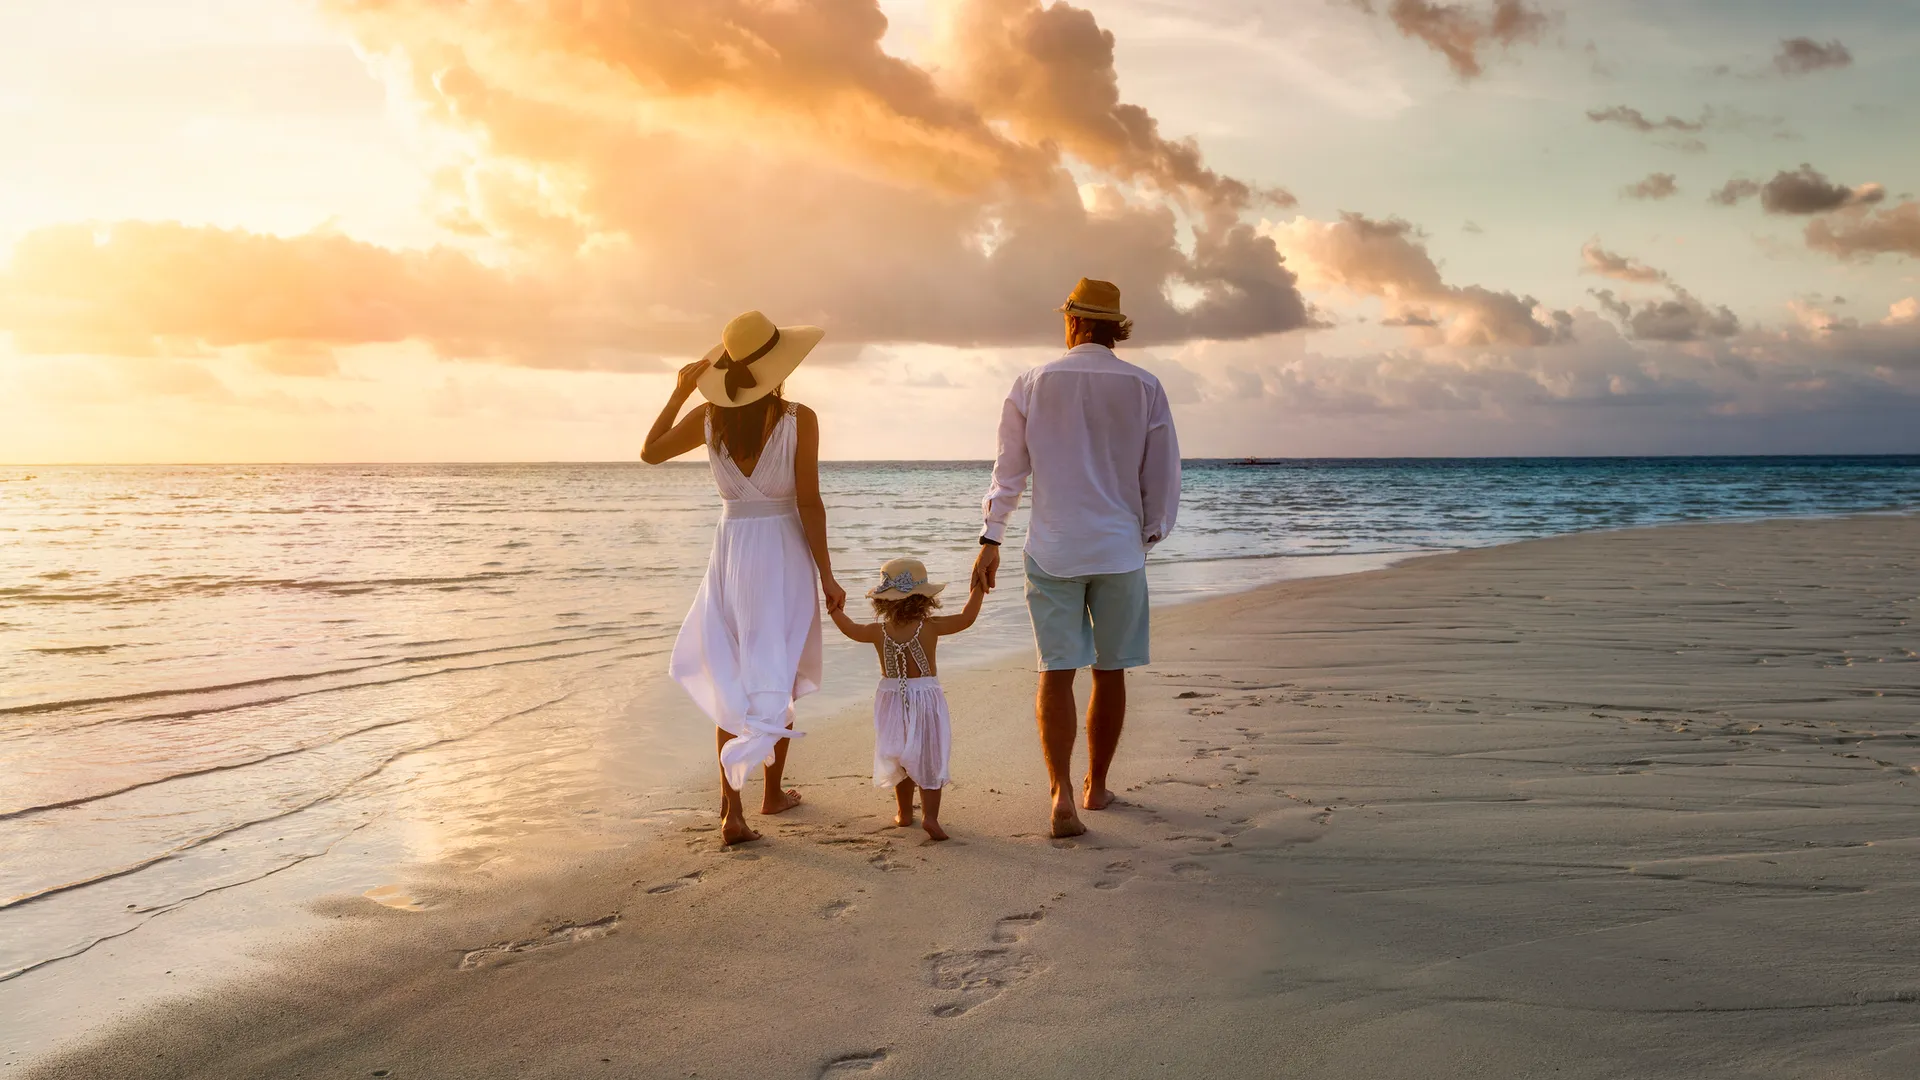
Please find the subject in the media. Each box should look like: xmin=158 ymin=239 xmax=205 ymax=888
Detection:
xmin=867 ymin=558 xmax=946 ymax=600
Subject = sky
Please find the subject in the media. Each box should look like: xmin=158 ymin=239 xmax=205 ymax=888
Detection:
xmin=1 ymin=0 xmax=1917 ymax=462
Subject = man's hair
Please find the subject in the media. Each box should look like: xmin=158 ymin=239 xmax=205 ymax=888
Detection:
xmin=871 ymin=592 xmax=941 ymax=622
xmin=1070 ymin=315 xmax=1131 ymax=347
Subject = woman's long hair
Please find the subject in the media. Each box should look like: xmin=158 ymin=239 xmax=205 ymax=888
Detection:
xmin=708 ymin=388 xmax=785 ymax=462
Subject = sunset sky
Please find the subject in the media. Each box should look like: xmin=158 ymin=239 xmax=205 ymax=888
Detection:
xmin=2 ymin=0 xmax=1917 ymax=462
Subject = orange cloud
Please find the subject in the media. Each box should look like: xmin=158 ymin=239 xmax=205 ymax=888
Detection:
xmin=0 ymin=221 xmax=652 ymax=366
xmin=0 ymin=1 xmax=1312 ymax=365
xmin=1806 ymin=201 xmax=1920 ymax=260
xmin=1261 ymin=212 xmax=1570 ymax=347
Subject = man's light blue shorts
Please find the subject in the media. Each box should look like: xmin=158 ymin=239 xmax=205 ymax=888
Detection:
xmin=1024 ymin=554 xmax=1151 ymax=672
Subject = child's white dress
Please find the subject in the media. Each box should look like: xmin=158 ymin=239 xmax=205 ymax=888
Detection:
xmin=872 ymin=623 xmax=951 ymax=790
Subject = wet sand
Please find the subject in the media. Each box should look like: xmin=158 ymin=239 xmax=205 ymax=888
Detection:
xmin=24 ymin=514 xmax=1920 ymax=1079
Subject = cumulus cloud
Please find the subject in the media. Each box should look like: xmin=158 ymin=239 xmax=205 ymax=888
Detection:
xmin=0 ymin=0 xmax=1313 ymax=366
xmin=1710 ymin=165 xmax=1885 ymax=214
xmin=1343 ymin=0 xmax=1551 ymax=79
xmin=942 ymin=0 xmax=1291 ymax=213
xmin=1620 ymin=173 xmax=1679 ymax=201
xmin=1153 ymin=308 xmax=1920 ymax=454
xmin=1580 ymin=241 xmax=1667 ymax=284
xmin=1805 ymin=201 xmax=1920 ymax=259
xmin=1591 ymin=286 xmax=1740 ymax=342
xmin=1774 ymin=37 xmax=1852 ymax=76
xmin=1262 ymin=212 xmax=1572 ymax=347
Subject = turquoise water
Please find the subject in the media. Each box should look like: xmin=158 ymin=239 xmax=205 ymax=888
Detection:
xmin=1 ymin=455 xmax=1917 ymax=1023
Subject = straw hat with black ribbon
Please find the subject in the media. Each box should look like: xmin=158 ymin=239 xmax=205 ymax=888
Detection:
xmin=1057 ymin=277 xmax=1133 ymax=335
xmin=695 ymin=310 xmax=825 ymax=408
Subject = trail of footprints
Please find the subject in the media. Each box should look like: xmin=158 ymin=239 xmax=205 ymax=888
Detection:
xmin=925 ymin=911 xmax=1047 ymax=1019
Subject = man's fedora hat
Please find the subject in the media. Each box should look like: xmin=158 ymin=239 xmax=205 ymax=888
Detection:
xmin=1057 ymin=278 xmax=1130 ymax=325
xmin=696 ymin=310 xmax=825 ymax=408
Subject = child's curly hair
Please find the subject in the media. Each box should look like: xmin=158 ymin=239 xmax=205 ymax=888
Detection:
xmin=871 ymin=592 xmax=942 ymax=623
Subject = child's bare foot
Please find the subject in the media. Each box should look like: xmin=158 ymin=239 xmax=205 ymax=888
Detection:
xmin=761 ymin=788 xmax=802 ymax=815
xmin=894 ymin=807 xmax=914 ymax=828
xmin=1082 ymin=779 xmax=1116 ymax=810
xmin=923 ymin=818 xmax=949 ymax=842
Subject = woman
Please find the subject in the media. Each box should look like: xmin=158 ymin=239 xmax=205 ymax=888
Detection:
xmin=642 ymin=310 xmax=847 ymax=846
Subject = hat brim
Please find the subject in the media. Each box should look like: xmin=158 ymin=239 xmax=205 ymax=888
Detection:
xmin=696 ymin=324 xmax=825 ymax=407
xmin=867 ymin=582 xmax=947 ymax=600
xmin=1057 ymin=302 xmax=1129 ymax=322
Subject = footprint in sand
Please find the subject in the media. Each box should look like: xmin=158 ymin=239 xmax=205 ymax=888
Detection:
xmin=645 ymin=870 xmax=704 ymax=895
xmin=1169 ymin=861 xmax=1211 ymax=883
xmin=927 ymin=912 xmax=1046 ymax=1017
xmin=457 ymin=915 xmax=620 ymax=970
xmin=823 ymin=899 xmax=855 ymax=919
xmin=820 ymin=1049 xmax=889 ymax=1075
xmin=1094 ymin=860 xmax=1135 ymax=890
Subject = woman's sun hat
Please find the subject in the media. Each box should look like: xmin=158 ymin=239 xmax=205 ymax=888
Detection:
xmin=1057 ymin=277 xmax=1132 ymax=331
xmin=867 ymin=558 xmax=947 ymax=601
xmin=696 ymin=310 xmax=825 ymax=408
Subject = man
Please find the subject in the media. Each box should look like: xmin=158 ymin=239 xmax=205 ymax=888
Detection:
xmin=973 ymin=278 xmax=1182 ymax=838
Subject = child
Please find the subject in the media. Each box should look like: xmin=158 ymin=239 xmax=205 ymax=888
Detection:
xmin=828 ymin=557 xmax=984 ymax=842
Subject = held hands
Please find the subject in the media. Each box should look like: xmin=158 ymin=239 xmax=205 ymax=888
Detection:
xmin=821 ymin=574 xmax=847 ymax=614
xmin=970 ymin=543 xmax=1000 ymax=592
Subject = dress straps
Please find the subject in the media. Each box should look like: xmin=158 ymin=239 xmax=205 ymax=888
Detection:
xmin=881 ymin=621 xmax=930 ymax=679
xmin=881 ymin=620 xmax=930 ymax=729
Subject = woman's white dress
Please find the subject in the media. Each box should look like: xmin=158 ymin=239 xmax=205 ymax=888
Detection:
xmin=670 ymin=403 xmax=822 ymax=791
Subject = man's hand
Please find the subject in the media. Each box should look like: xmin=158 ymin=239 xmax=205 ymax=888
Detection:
xmin=971 ymin=543 xmax=1000 ymax=592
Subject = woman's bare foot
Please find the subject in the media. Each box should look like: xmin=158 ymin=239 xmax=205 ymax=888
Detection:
xmin=894 ymin=807 xmax=914 ymax=828
xmin=761 ymin=788 xmax=803 ymax=815
xmin=1082 ymin=779 xmax=1117 ymax=810
xmin=923 ymin=818 xmax=950 ymax=842
xmin=720 ymin=814 xmax=761 ymax=846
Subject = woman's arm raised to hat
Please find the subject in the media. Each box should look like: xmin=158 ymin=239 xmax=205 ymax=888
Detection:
xmin=640 ymin=360 xmax=711 ymax=464
xmin=792 ymin=404 xmax=847 ymax=613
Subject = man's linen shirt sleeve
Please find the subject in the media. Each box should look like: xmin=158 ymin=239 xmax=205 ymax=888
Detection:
xmin=981 ymin=379 xmax=1031 ymax=545
xmin=1140 ymin=382 xmax=1181 ymax=550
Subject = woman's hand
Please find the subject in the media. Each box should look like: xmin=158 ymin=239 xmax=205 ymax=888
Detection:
xmin=821 ymin=575 xmax=847 ymax=614
xmin=673 ymin=359 xmax=710 ymax=399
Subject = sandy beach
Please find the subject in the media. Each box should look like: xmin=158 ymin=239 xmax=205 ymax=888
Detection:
xmin=24 ymin=513 xmax=1920 ymax=1079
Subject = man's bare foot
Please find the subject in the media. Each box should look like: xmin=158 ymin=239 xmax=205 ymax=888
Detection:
xmin=894 ymin=808 xmax=914 ymax=828
xmin=923 ymin=819 xmax=950 ymax=842
xmin=761 ymin=788 xmax=803 ymax=815
xmin=720 ymin=816 xmax=761 ymax=846
xmin=1082 ymin=780 xmax=1116 ymax=810
xmin=1049 ymin=796 xmax=1087 ymax=838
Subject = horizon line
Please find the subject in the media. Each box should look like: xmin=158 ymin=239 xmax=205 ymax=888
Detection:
xmin=6 ymin=453 xmax=1920 ymax=468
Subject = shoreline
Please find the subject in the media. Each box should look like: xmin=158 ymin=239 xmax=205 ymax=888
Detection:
xmin=18 ymin=512 xmax=1920 ymax=1078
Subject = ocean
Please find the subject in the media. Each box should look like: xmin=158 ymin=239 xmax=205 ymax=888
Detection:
xmin=4 ymin=455 xmax=1920 ymax=1055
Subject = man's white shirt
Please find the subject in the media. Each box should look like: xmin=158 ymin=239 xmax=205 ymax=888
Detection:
xmin=981 ymin=343 xmax=1181 ymax=578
